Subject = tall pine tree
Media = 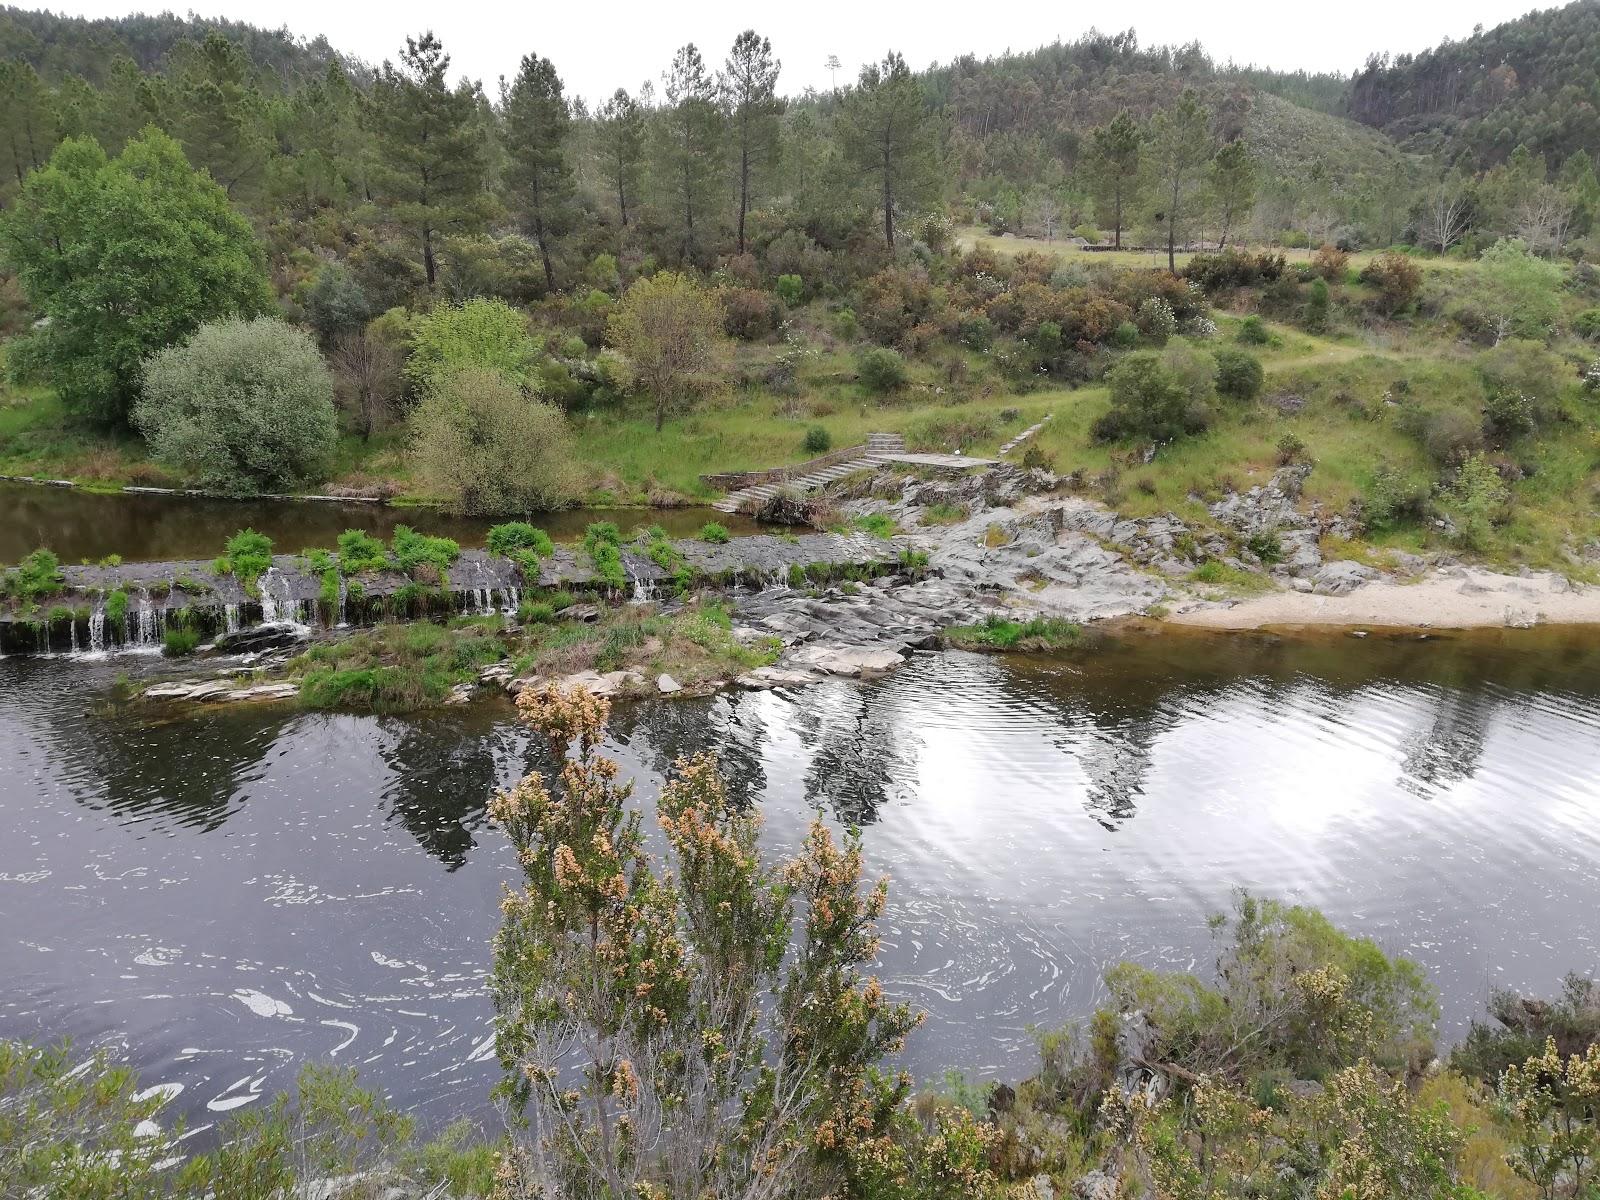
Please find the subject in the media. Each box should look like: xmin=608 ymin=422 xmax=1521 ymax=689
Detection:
xmin=720 ymin=31 xmax=780 ymax=257
xmin=502 ymin=53 xmax=575 ymax=291
xmin=1086 ymin=112 xmax=1144 ymax=249
xmin=655 ymin=44 xmax=723 ymax=265
xmin=595 ymin=88 xmax=645 ymax=229
xmin=368 ymin=32 xmax=489 ymax=289
xmin=837 ymin=51 xmax=938 ymax=251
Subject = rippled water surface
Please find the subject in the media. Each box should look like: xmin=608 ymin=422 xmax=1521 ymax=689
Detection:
xmin=3 ymin=626 xmax=1599 ymax=1131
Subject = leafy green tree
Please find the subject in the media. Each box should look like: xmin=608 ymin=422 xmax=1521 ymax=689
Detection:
xmin=368 ymin=33 xmax=490 ymax=289
xmin=1148 ymin=90 xmax=1214 ymax=270
xmin=1478 ymin=238 xmax=1564 ymax=343
xmin=721 ymin=30 xmax=781 ymax=256
xmin=655 ymin=43 xmax=724 ymax=264
xmin=1092 ymin=351 xmax=1207 ymax=443
xmin=838 ymin=51 xmax=940 ymax=251
xmin=406 ymin=297 xmax=542 ymax=396
xmin=502 ymin=53 xmax=575 ymax=291
xmin=489 ymin=685 xmax=922 ymax=1199
xmin=0 ymin=128 xmax=270 ymax=424
xmin=1208 ymin=139 xmax=1256 ymax=249
xmin=594 ymin=88 xmax=645 ymax=228
xmin=1085 ymin=111 xmax=1144 ymax=249
xmin=409 ymin=366 xmax=581 ymax=515
xmin=303 ymin=262 xmax=371 ymax=344
xmin=135 ymin=317 xmax=338 ymax=494
xmin=606 ymin=271 xmax=728 ymax=431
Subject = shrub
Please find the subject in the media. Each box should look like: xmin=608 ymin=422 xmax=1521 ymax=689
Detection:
xmin=162 ymin=626 xmax=201 ymax=657
xmin=1404 ymin=406 xmax=1484 ymax=465
xmin=410 ymin=367 xmax=582 ymax=515
xmin=1360 ymin=251 xmax=1424 ymax=316
xmin=719 ymin=286 xmax=782 ymax=340
xmin=1092 ymin=353 xmax=1208 ymax=443
xmin=389 ymin=525 xmax=459 ymax=575
xmin=607 ymin=272 xmax=730 ymax=431
xmin=487 ymin=688 xmax=924 ymax=1199
xmin=1478 ymin=238 xmax=1564 ymax=342
xmin=1110 ymin=321 xmax=1139 ymax=348
xmin=7 ymin=548 xmax=64 ymax=600
xmin=1304 ymin=277 xmax=1330 ymax=332
xmin=1362 ymin=463 xmax=1432 ymax=530
xmin=336 ymin=529 xmax=389 ymax=574
xmin=831 ymin=306 xmax=859 ymax=340
xmin=1446 ymin=453 xmax=1510 ymax=550
xmin=699 ymin=522 xmax=730 ymax=544
xmin=802 ymin=425 xmax=832 ymax=454
xmin=1575 ymin=308 xmax=1600 ymax=342
xmin=222 ymin=529 xmax=273 ymax=589
xmin=303 ymin=262 xmax=371 ymax=343
xmin=135 ymin=317 xmax=337 ymax=494
xmin=857 ymin=346 xmax=907 ymax=394
xmin=775 ymin=274 xmax=804 ymax=306
xmin=1184 ymin=250 xmax=1287 ymax=292
xmin=957 ymin=312 xmax=995 ymax=350
xmin=1136 ymin=297 xmax=1177 ymax=344
xmin=487 ymin=522 xmax=555 ymax=559
xmin=1160 ymin=338 xmax=1218 ymax=402
xmin=1477 ymin=339 xmax=1568 ymax=412
xmin=406 ymin=297 xmax=542 ymax=395
xmin=1235 ymin=315 xmax=1271 ymax=345
xmin=1312 ymin=243 xmax=1350 ymax=281
xmin=1215 ymin=347 xmax=1264 ymax=400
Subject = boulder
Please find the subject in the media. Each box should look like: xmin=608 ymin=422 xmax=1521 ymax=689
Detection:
xmin=1310 ymin=561 xmax=1379 ymax=596
xmin=214 ymin=622 xmax=310 ymax=655
xmin=787 ymin=643 xmax=905 ymax=677
xmin=656 ymin=673 xmax=682 ymax=694
xmin=1073 ymin=1170 xmax=1119 ymax=1200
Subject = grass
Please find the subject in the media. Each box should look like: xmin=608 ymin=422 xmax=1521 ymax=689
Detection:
xmin=1188 ymin=560 xmax=1276 ymax=594
xmin=945 ymin=614 xmax=1083 ymax=651
xmin=294 ymin=619 xmax=507 ymax=712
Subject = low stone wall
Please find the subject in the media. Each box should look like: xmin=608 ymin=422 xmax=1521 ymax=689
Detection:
xmin=0 ymin=532 xmax=907 ymax=656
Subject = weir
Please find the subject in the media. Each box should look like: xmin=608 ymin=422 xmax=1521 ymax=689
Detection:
xmin=0 ymin=531 xmax=907 ymax=657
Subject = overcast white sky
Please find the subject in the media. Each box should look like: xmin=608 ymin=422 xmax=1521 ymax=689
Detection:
xmin=44 ymin=0 xmax=1547 ymax=104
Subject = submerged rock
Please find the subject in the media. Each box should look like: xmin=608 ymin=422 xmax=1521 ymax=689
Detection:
xmin=144 ymin=680 xmax=298 ymax=704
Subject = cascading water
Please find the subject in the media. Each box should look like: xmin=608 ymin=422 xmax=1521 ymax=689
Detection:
xmin=134 ymin=593 xmax=161 ymax=648
xmin=335 ymin=576 xmax=348 ymax=628
xmin=87 ymin=604 xmax=106 ymax=655
xmin=502 ymin=586 xmax=520 ymax=616
xmin=67 ymin=616 xmax=79 ymax=654
xmin=258 ymin=569 xmax=282 ymax=624
xmin=224 ymin=604 xmax=240 ymax=635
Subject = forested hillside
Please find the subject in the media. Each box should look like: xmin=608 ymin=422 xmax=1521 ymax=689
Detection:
xmin=1348 ymin=0 xmax=1600 ymax=167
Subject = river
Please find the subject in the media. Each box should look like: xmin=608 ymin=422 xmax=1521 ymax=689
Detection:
xmin=0 ymin=480 xmax=760 ymax=564
xmin=2 ymin=623 xmax=1598 ymax=1134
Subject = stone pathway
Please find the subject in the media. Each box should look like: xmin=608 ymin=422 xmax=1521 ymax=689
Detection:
xmin=711 ymin=433 xmax=909 ymax=514
xmin=998 ymin=413 xmax=1052 ymax=456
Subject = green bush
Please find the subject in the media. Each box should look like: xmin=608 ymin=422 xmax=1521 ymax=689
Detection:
xmin=410 ymin=367 xmax=582 ymax=516
xmin=390 ymin=525 xmax=460 ymax=575
xmin=135 ymin=317 xmax=337 ymax=494
xmin=851 ymin=513 xmax=897 ymax=539
xmin=1215 ymin=347 xmax=1264 ymax=400
xmin=1362 ymin=463 xmax=1432 ymax=530
xmin=6 ymin=548 xmax=64 ymax=601
xmin=1575 ymin=308 xmax=1600 ymax=342
xmin=802 ymin=426 xmax=832 ymax=454
xmin=487 ymin=522 xmax=555 ymax=559
xmin=222 ymin=529 xmax=273 ymax=587
xmin=699 ymin=522 xmax=731 ymax=544
xmin=856 ymin=346 xmax=907 ymax=394
xmin=1110 ymin=321 xmax=1139 ymax=348
xmin=775 ymin=274 xmax=804 ymax=306
xmin=1304 ymin=277 xmax=1330 ymax=332
xmin=162 ymin=626 xmax=201 ymax=657
xmin=1092 ymin=352 xmax=1209 ymax=443
xmin=405 ymin=297 xmax=542 ymax=395
xmin=336 ymin=529 xmax=389 ymax=574
xmin=1236 ymin=315 xmax=1272 ymax=345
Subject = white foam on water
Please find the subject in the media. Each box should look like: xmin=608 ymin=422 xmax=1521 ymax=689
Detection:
xmin=230 ymin=988 xmax=293 ymax=1018
xmin=465 ymin=1031 xmax=497 ymax=1063
xmin=321 ymin=1019 xmax=359 ymax=1056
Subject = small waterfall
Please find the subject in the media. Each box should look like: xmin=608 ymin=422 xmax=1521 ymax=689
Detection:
xmin=259 ymin=568 xmax=282 ymax=624
xmin=134 ymin=593 xmax=162 ymax=648
xmin=502 ymin=586 xmax=520 ymax=616
xmin=67 ymin=615 xmax=79 ymax=654
xmin=224 ymin=604 xmax=241 ymax=635
xmin=299 ymin=598 xmax=317 ymax=625
xmin=88 ymin=604 xmax=107 ymax=654
xmin=335 ymin=576 xmax=348 ymax=628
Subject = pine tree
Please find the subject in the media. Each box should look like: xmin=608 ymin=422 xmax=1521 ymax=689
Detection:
xmin=1148 ymin=91 xmax=1213 ymax=270
xmin=837 ymin=51 xmax=938 ymax=251
xmin=721 ymin=30 xmax=780 ymax=257
xmin=502 ymin=53 xmax=575 ymax=291
xmin=0 ymin=61 xmax=58 ymax=188
xmin=655 ymin=44 xmax=724 ymax=265
xmin=1086 ymin=111 xmax=1144 ymax=249
xmin=1209 ymin=139 xmax=1257 ymax=249
xmin=368 ymin=32 xmax=489 ymax=289
xmin=595 ymin=88 xmax=645 ymax=229
xmin=168 ymin=32 xmax=272 ymax=198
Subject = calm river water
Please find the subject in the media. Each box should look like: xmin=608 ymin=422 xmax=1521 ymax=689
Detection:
xmin=0 ymin=480 xmax=759 ymax=564
xmin=2 ymin=625 xmax=1598 ymax=1133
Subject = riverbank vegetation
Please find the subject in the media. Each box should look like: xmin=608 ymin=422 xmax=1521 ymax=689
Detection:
xmin=0 ymin=6 xmax=1598 ymax=574
xmin=5 ymin=693 xmax=1599 ymax=1197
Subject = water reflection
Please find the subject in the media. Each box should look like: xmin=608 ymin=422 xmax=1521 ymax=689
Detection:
xmin=3 ymin=625 xmax=1600 ymax=1130
xmin=0 ymin=480 xmax=760 ymax=564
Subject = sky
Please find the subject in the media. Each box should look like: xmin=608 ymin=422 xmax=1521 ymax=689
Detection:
xmin=41 ymin=0 xmax=1550 ymax=104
